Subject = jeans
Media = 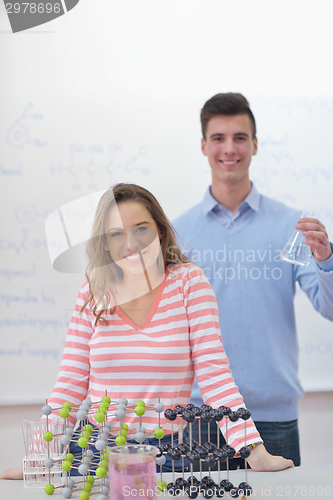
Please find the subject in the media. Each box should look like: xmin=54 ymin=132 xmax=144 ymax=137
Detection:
xmin=188 ymin=418 xmax=301 ymax=471
xmin=255 ymin=420 xmax=300 ymax=466
xmin=69 ymin=422 xmax=189 ymax=476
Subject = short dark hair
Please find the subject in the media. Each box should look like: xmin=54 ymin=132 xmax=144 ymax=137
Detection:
xmin=200 ymin=93 xmax=256 ymax=140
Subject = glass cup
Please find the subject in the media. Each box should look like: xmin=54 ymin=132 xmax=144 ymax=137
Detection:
xmin=108 ymin=444 xmax=158 ymax=500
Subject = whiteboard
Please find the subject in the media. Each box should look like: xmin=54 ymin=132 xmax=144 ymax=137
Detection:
xmin=0 ymin=0 xmax=333 ymax=404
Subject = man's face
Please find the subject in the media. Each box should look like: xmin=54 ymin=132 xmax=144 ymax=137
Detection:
xmin=201 ymin=114 xmax=257 ymax=187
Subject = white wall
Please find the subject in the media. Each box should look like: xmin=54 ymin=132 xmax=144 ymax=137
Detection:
xmin=1 ymin=0 xmax=333 ymax=404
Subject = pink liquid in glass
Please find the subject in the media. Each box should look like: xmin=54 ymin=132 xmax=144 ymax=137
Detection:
xmin=109 ymin=446 xmax=157 ymax=500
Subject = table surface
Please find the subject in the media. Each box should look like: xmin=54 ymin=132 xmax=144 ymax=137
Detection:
xmin=1 ymin=466 xmax=332 ymax=499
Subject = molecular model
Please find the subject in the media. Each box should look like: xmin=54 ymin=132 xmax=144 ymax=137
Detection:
xmin=162 ymin=403 xmax=253 ymax=499
xmin=31 ymin=396 xmax=254 ymax=499
xmin=36 ymin=395 xmax=167 ymax=499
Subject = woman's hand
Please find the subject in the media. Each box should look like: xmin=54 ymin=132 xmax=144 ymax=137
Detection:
xmin=247 ymin=444 xmax=294 ymax=472
xmin=0 ymin=465 xmax=23 ymax=480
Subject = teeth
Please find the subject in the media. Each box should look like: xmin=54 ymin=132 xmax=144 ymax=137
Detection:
xmin=126 ymin=254 xmax=139 ymax=261
xmin=126 ymin=252 xmax=146 ymax=261
xmin=223 ymin=161 xmax=238 ymax=165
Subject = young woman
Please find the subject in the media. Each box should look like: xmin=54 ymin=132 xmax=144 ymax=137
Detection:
xmin=0 ymin=183 xmax=293 ymax=480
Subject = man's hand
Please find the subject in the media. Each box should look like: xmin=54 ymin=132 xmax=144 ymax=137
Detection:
xmin=0 ymin=465 xmax=23 ymax=480
xmin=247 ymin=443 xmax=294 ymax=472
xmin=295 ymin=217 xmax=333 ymax=262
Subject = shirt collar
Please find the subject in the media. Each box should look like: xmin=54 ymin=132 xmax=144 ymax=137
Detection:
xmin=203 ymin=183 xmax=260 ymax=216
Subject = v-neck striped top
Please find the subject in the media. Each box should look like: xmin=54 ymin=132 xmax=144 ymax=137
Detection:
xmin=47 ymin=263 xmax=261 ymax=451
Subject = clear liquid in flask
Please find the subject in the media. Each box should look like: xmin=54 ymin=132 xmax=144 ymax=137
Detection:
xmin=280 ymin=210 xmax=314 ymax=267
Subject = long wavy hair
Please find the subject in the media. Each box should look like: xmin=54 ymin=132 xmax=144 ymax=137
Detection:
xmin=81 ymin=183 xmax=189 ymax=324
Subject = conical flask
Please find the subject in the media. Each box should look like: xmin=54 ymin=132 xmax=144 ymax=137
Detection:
xmin=280 ymin=210 xmax=314 ymax=266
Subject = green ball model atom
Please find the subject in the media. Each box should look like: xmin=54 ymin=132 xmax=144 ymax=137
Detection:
xmin=82 ymin=483 xmax=92 ymax=492
xmin=156 ymin=480 xmax=167 ymax=491
xmin=94 ymin=411 xmax=106 ymax=423
xmin=78 ymin=436 xmax=89 ymax=448
xmin=115 ymin=435 xmax=126 ymax=446
xmin=95 ymin=466 xmax=107 ymax=478
xmin=99 ymin=459 xmax=108 ymax=469
xmin=59 ymin=408 xmax=70 ymax=419
xmin=61 ymin=460 xmax=72 ymax=472
xmin=117 ymin=429 xmax=127 ymax=436
xmin=44 ymin=484 xmax=55 ymax=495
xmin=154 ymin=428 xmax=165 ymax=439
xmin=43 ymin=431 xmax=53 ymax=442
xmin=101 ymin=396 xmax=111 ymax=404
xmin=135 ymin=406 xmax=145 ymax=416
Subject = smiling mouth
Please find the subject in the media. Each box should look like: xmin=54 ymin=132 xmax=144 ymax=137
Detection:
xmin=219 ymin=160 xmax=240 ymax=166
xmin=124 ymin=251 xmax=147 ymax=262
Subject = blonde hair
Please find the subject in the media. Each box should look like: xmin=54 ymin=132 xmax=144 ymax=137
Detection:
xmin=81 ymin=183 xmax=189 ymax=324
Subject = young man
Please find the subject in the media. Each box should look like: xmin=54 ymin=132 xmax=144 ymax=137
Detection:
xmin=173 ymin=93 xmax=333 ymax=468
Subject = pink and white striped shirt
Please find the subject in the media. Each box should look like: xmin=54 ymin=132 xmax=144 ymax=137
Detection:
xmin=48 ymin=263 xmax=261 ymax=451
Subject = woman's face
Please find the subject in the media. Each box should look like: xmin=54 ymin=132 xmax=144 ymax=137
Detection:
xmin=104 ymin=201 xmax=162 ymax=276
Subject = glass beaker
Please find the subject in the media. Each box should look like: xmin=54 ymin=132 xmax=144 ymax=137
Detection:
xmin=280 ymin=210 xmax=314 ymax=266
xmin=108 ymin=445 xmax=158 ymax=500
